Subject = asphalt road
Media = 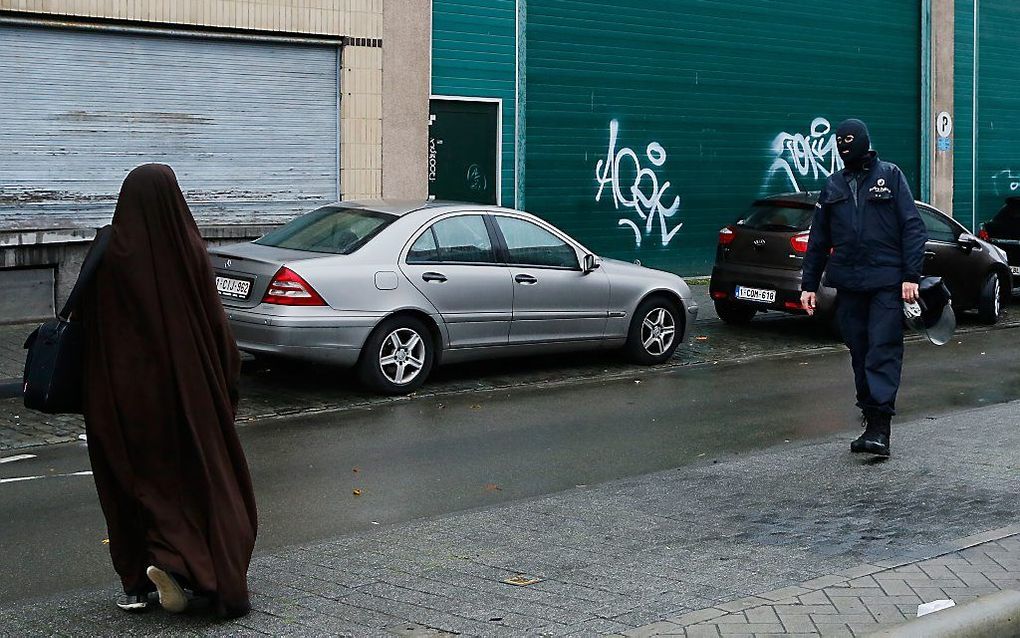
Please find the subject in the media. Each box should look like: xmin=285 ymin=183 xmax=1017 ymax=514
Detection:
xmin=1 ymin=325 xmax=1018 ymax=606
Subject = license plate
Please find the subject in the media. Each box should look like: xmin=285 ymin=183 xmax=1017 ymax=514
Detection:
xmin=1011 ymin=266 xmax=1020 ymax=276
xmin=216 ymin=276 xmax=252 ymax=299
xmin=734 ymin=286 xmax=777 ymax=304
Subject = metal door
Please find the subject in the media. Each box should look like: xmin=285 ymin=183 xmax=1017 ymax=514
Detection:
xmin=492 ymin=215 xmax=610 ymax=343
xmin=0 ymin=25 xmax=339 ymax=230
xmin=400 ymin=214 xmax=513 ymax=348
xmin=428 ymin=99 xmax=499 ymax=205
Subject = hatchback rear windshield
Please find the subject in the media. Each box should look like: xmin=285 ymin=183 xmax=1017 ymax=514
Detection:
xmin=256 ymin=206 xmax=396 ymax=255
xmin=992 ymin=199 xmax=1020 ymax=223
xmin=737 ymin=204 xmax=815 ymax=232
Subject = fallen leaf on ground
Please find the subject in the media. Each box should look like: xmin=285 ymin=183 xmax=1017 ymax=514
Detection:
xmin=484 ymin=483 xmax=503 ymax=492
xmin=695 ymin=336 xmax=709 ymax=341
xmin=101 ymin=538 xmax=110 ymax=545
xmin=502 ymin=575 xmax=542 ymax=587
xmin=352 ymin=489 xmax=362 ymax=497
xmin=352 ymin=467 xmax=360 ymax=473
xmin=471 ymin=404 xmax=482 ymax=410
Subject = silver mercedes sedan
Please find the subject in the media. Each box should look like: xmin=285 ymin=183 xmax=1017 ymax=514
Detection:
xmin=209 ymin=201 xmax=698 ymax=394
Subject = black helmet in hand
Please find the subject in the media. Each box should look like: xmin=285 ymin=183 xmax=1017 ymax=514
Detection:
xmin=903 ymin=277 xmax=956 ymax=346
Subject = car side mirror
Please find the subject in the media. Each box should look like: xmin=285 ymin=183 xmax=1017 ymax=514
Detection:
xmin=957 ymin=232 xmax=980 ymax=252
xmin=583 ymin=254 xmax=601 ymax=274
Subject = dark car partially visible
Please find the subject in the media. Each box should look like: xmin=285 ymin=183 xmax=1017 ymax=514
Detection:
xmin=979 ymin=196 xmax=1020 ymax=286
xmin=710 ymin=192 xmax=1013 ymax=327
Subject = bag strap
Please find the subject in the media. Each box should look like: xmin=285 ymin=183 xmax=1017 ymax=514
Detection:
xmin=59 ymin=225 xmax=113 ymax=320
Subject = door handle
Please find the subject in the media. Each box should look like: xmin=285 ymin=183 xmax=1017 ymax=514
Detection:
xmin=514 ymin=274 xmax=538 ymax=285
xmin=924 ymin=250 xmax=937 ymax=259
xmin=422 ymin=272 xmax=447 ymax=283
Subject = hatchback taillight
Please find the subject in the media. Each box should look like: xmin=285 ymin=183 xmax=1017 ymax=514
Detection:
xmin=790 ymin=232 xmax=810 ymax=254
xmin=262 ymin=267 xmax=326 ymax=306
xmin=978 ymin=227 xmax=991 ymax=241
xmin=718 ymin=226 xmax=736 ymax=246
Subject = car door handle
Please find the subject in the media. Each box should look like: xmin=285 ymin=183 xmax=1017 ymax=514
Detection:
xmin=924 ymin=250 xmax=937 ymax=259
xmin=422 ymin=272 xmax=448 ymax=283
xmin=514 ymin=274 xmax=538 ymax=285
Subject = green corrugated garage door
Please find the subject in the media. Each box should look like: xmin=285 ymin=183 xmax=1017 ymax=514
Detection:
xmin=523 ymin=1 xmax=921 ymax=275
xmin=955 ymin=1 xmax=1020 ymax=231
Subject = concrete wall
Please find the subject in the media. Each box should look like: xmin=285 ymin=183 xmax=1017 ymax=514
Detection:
xmin=0 ymin=226 xmax=274 ymax=322
xmin=382 ymin=0 xmax=430 ymax=199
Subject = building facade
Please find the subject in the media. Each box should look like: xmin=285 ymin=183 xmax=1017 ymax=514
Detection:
xmin=0 ymin=0 xmax=430 ymax=319
xmin=431 ymin=0 xmax=1020 ymax=276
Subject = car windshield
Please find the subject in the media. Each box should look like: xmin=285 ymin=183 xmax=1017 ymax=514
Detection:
xmin=737 ymin=203 xmax=815 ymax=231
xmin=256 ymin=206 xmax=396 ymax=254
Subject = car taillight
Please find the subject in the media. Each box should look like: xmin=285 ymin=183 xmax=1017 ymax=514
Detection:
xmin=978 ymin=227 xmax=991 ymax=241
xmin=718 ymin=226 xmax=736 ymax=246
xmin=790 ymin=232 xmax=810 ymax=254
xmin=262 ymin=267 xmax=326 ymax=306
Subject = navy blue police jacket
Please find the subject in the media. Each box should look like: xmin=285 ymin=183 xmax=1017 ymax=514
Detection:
xmin=801 ymin=153 xmax=927 ymax=293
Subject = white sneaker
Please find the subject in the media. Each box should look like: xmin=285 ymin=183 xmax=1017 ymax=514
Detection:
xmin=146 ymin=565 xmax=188 ymax=613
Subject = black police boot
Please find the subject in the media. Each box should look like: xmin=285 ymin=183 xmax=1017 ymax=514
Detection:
xmin=851 ymin=411 xmax=891 ymax=457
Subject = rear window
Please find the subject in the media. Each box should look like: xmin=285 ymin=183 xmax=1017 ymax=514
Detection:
xmin=992 ymin=199 xmax=1020 ymax=223
xmin=737 ymin=204 xmax=815 ymax=232
xmin=256 ymin=206 xmax=396 ymax=255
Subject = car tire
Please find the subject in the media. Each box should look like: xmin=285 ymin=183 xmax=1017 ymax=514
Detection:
xmin=357 ymin=315 xmax=435 ymax=395
xmin=625 ymin=296 xmax=683 ymax=365
xmin=977 ymin=272 xmax=1004 ymax=325
xmin=714 ymin=300 xmax=757 ymax=325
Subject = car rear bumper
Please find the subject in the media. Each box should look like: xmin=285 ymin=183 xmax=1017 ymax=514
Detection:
xmin=225 ymin=305 xmax=384 ymax=367
xmin=710 ymin=263 xmax=835 ymax=315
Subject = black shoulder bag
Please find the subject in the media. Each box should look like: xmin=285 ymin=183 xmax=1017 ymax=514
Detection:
xmin=22 ymin=225 xmax=113 ymax=414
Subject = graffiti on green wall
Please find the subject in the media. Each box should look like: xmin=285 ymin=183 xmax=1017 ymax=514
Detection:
xmin=992 ymin=170 xmax=1019 ymax=197
xmin=763 ymin=117 xmax=844 ymax=194
xmin=594 ymin=119 xmax=684 ymax=248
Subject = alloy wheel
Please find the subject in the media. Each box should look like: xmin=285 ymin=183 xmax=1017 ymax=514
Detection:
xmin=640 ymin=307 xmax=676 ymax=356
xmin=378 ymin=328 xmax=427 ymax=385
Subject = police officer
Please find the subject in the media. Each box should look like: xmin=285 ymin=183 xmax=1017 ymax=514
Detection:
xmin=800 ymin=119 xmax=927 ymax=458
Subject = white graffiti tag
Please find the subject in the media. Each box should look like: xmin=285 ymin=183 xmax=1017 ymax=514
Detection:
xmin=595 ymin=119 xmax=683 ymax=248
xmin=992 ymin=170 xmax=1020 ymax=196
xmin=764 ymin=117 xmax=844 ymax=193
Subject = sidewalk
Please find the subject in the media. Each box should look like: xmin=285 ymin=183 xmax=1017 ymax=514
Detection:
xmin=2 ymin=400 xmax=1018 ymax=636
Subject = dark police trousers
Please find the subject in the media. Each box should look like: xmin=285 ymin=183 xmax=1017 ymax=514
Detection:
xmin=836 ymin=287 xmax=904 ymax=416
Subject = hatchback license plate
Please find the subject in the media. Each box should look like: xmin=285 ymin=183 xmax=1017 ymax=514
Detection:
xmin=216 ymin=276 xmax=252 ymax=299
xmin=734 ymin=286 xmax=776 ymax=304
xmin=1011 ymin=266 xmax=1020 ymax=276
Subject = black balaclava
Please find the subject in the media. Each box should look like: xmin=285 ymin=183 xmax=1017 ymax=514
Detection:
xmin=836 ymin=119 xmax=871 ymax=170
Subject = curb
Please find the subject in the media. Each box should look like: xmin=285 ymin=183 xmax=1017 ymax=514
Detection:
xmin=0 ymin=380 xmax=20 ymax=400
xmin=865 ymin=589 xmax=1020 ymax=638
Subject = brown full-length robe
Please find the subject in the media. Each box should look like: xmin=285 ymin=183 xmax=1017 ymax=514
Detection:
xmin=80 ymin=164 xmax=257 ymax=618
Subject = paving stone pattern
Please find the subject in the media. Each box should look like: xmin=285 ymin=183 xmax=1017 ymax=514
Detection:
xmin=2 ymin=401 xmax=1019 ymax=636
xmin=621 ymin=535 xmax=1020 ymax=637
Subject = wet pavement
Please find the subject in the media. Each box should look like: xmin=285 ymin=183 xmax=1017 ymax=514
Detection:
xmin=2 ymin=286 xmax=1018 ymax=451
xmin=1 ymin=390 xmax=1018 ymax=636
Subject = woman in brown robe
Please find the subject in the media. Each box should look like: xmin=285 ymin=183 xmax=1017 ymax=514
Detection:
xmin=79 ymin=164 xmax=257 ymax=618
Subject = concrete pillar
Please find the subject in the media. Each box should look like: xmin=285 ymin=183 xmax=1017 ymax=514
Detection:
xmin=931 ymin=0 xmax=955 ymax=215
xmin=382 ymin=0 xmax=431 ymax=199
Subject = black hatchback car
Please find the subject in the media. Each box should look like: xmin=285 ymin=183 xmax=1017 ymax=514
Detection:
xmin=979 ymin=196 xmax=1020 ymax=284
xmin=710 ymin=192 xmax=1012 ymax=326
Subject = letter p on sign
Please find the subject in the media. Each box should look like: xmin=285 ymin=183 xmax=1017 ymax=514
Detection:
xmin=936 ymin=112 xmax=953 ymax=138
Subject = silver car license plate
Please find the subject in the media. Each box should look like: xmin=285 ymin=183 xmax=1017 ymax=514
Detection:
xmin=734 ymin=286 xmax=776 ymax=303
xmin=216 ymin=275 xmax=252 ymax=300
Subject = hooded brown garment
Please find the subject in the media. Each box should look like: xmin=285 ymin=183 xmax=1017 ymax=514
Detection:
xmin=80 ymin=164 xmax=257 ymax=618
